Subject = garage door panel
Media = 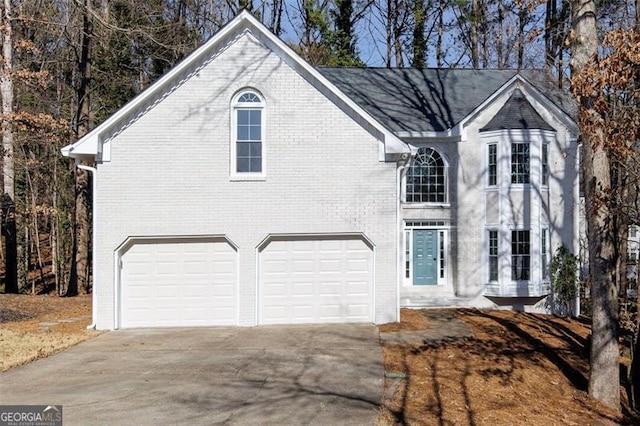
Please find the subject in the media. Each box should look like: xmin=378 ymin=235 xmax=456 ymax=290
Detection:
xmin=121 ymin=239 xmax=238 ymax=328
xmin=318 ymin=282 xmax=340 ymax=295
xmin=259 ymin=237 xmax=373 ymax=325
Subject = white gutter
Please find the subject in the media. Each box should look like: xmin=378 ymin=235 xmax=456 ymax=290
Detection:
xmin=75 ymin=161 xmax=98 ymax=330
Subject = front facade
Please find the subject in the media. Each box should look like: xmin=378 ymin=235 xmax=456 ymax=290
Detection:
xmin=63 ymin=12 xmax=579 ymax=330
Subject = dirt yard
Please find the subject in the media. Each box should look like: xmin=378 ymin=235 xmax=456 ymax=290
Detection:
xmin=0 ymin=294 xmax=99 ymax=371
xmin=1 ymin=295 xmax=639 ymax=424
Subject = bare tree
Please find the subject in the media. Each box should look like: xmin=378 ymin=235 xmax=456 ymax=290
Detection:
xmin=67 ymin=0 xmax=94 ymax=297
xmin=1 ymin=0 xmax=17 ymax=294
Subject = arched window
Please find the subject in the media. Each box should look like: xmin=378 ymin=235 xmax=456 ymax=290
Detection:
xmin=232 ymin=89 xmax=265 ymax=175
xmin=406 ymin=148 xmax=447 ymax=203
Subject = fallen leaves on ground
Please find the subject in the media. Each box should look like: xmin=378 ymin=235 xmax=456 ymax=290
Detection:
xmin=0 ymin=294 xmax=100 ymax=371
xmin=377 ymin=308 xmax=639 ymax=425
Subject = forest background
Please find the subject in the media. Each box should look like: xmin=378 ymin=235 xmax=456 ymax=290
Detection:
xmin=4 ymin=0 xmax=634 ymax=297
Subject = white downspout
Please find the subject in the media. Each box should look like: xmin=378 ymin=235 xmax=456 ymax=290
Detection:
xmin=76 ymin=160 xmax=97 ymax=330
xmin=396 ymin=154 xmax=411 ymax=321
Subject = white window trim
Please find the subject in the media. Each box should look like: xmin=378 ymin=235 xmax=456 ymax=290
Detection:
xmin=487 ymin=143 xmax=498 ymax=188
xmin=402 ymin=147 xmax=450 ymax=205
xmin=541 ymin=227 xmax=550 ymax=282
xmin=510 ymin=141 xmax=531 ymax=187
xmin=403 ymin=221 xmax=449 ymax=287
xmin=480 ymin=129 xmax=557 ymax=297
xmin=481 ymin=129 xmax=555 ymax=191
xmin=511 ymin=228 xmax=532 ymax=283
xmin=541 ymin=143 xmax=549 ymax=188
xmin=230 ymin=89 xmax=266 ymax=181
xmin=487 ymin=228 xmax=499 ymax=283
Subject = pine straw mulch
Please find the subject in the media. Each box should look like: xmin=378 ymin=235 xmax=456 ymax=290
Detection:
xmin=377 ymin=308 xmax=640 ymax=425
xmin=0 ymin=294 xmax=100 ymax=371
xmin=3 ymin=296 xmax=640 ymax=424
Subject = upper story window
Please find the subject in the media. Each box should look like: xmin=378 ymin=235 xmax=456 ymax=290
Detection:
xmin=406 ymin=147 xmax=447 ymax=203
xmin=488 ymin=144 xmax=497 ymax=186
xmin=511 ymin=142 xmax=530 ymax=184
xmin=542 ymin=144 xmax=549 ymax=186
xmin=232 ymin=89 xmax=265 ymax=177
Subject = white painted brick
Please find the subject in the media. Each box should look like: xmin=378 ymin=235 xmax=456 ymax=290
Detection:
xmin=93 ymin=33 xmax=398 ymax=329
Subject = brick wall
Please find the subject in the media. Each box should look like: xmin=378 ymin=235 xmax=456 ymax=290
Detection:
xmin=93 ymin=32 xmax=398 ymax=329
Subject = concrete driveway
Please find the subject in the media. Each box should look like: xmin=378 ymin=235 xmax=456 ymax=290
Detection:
xmin=0 ymin=324 xmax=383 ymax=425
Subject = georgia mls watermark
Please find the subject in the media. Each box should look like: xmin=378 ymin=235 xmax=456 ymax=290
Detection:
xmin=0 ymin=405 xmax=62 ymax=426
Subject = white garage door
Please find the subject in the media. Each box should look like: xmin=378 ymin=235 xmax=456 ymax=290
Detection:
xmin=120 ymin=239 xmax=237 ymax=328
xmin=259 ymin=237 xmax=373 ymax=325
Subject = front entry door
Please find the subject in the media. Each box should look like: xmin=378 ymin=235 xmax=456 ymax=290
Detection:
xmin=413 ymin=230 xmax=438 ymax=285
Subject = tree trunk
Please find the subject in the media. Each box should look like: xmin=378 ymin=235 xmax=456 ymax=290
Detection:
xmin=436 ymin=0 xmax=444 ymax=67
xmin=411 ymin=0 xmax=425 ymax=68
xmin=68 ymin=0 xmax=93 ymax=296
xmin=0 ymin=0 xmax=17 ymax=294
xmin=584 ymin=132 xmax=621 ymax=411
xmin=470 ymin=0 xmax=479 ymax=68
xmin=545 ymin=0 xmax=557 ymax=69
xmin=570 ymin=0 xmax=620 ymax=410
xmin=497 ymin=0 xmax=504 ymax=68
xmin=517 ymin=6 xmax=526 ymax=70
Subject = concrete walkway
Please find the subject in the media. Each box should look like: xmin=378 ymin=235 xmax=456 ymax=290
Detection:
xmin=0 ymin=324 xmax=383 ymax=425
xmin=379 ymin=310 xmax=473 ymax=344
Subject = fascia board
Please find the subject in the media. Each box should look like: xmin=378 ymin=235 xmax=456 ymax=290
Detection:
xmin=61 ymin=134 xmax=99 ymax=159
xmin=516 ymin=80 xmax=579 ymax=136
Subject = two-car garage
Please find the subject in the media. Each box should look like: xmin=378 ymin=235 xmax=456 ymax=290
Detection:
xmin=118 ymin=235 xmax=374 ymax=328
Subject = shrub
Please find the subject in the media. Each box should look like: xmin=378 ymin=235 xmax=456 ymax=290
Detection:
xmin=550 ymin=245 xmax=579 ymax=317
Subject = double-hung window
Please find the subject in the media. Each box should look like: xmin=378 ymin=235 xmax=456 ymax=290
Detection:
xmin=488 ymin=144 xmax=497 ymax=186
xmin=511 ymin=143 xmax=530 ymax=184
xmin=489 ymin=230 xmax=499 ymax=281
xmin=512 ymin=230 xmax=530 ymax=280
xmin=542 ymin=144 xmax=549 ymax=186
xmin=232 ymin=90 xmax=264 ymax=176
xmin=541 ymin=229 xmax=549 ymax=280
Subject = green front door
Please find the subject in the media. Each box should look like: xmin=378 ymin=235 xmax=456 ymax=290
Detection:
xmin=413 ymin=230 xmax=438 ymax=285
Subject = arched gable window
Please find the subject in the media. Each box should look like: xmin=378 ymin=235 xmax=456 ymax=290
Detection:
xmin=406 ymin=148 xmax=447 ymax=203
xmin=232 ymin=89 xmax=265 ymax=175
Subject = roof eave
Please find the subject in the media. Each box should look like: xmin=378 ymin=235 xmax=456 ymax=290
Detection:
xmin=61 ymin=11 xmax=410 ymax=161
xmin=458 ymin=74 xmax=578 ymax=138
xmin=61 ymin=134 xmax=100 ymax=160
xmin=60 ymin=11 xmax=258 ymax=163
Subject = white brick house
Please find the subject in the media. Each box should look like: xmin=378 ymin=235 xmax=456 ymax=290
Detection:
xmin=62 ymin=12 xmax=579 ymax=330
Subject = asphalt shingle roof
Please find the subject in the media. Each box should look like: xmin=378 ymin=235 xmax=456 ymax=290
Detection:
xmin=481 ymin=89 xmax=554 ymax=131
xmin=317 ymin=68 xmax=574 ymax=134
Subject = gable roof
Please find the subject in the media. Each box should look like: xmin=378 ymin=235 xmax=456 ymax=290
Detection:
xmin=480 ymin=89 xmax=554 ymax=131
xmin=318 ymin=68 xmax=575 ymax=134
xmin=61 ymin=11 xmax=409 ymax=161
xmin=62 ymin=11 xmax=576 ymax=162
